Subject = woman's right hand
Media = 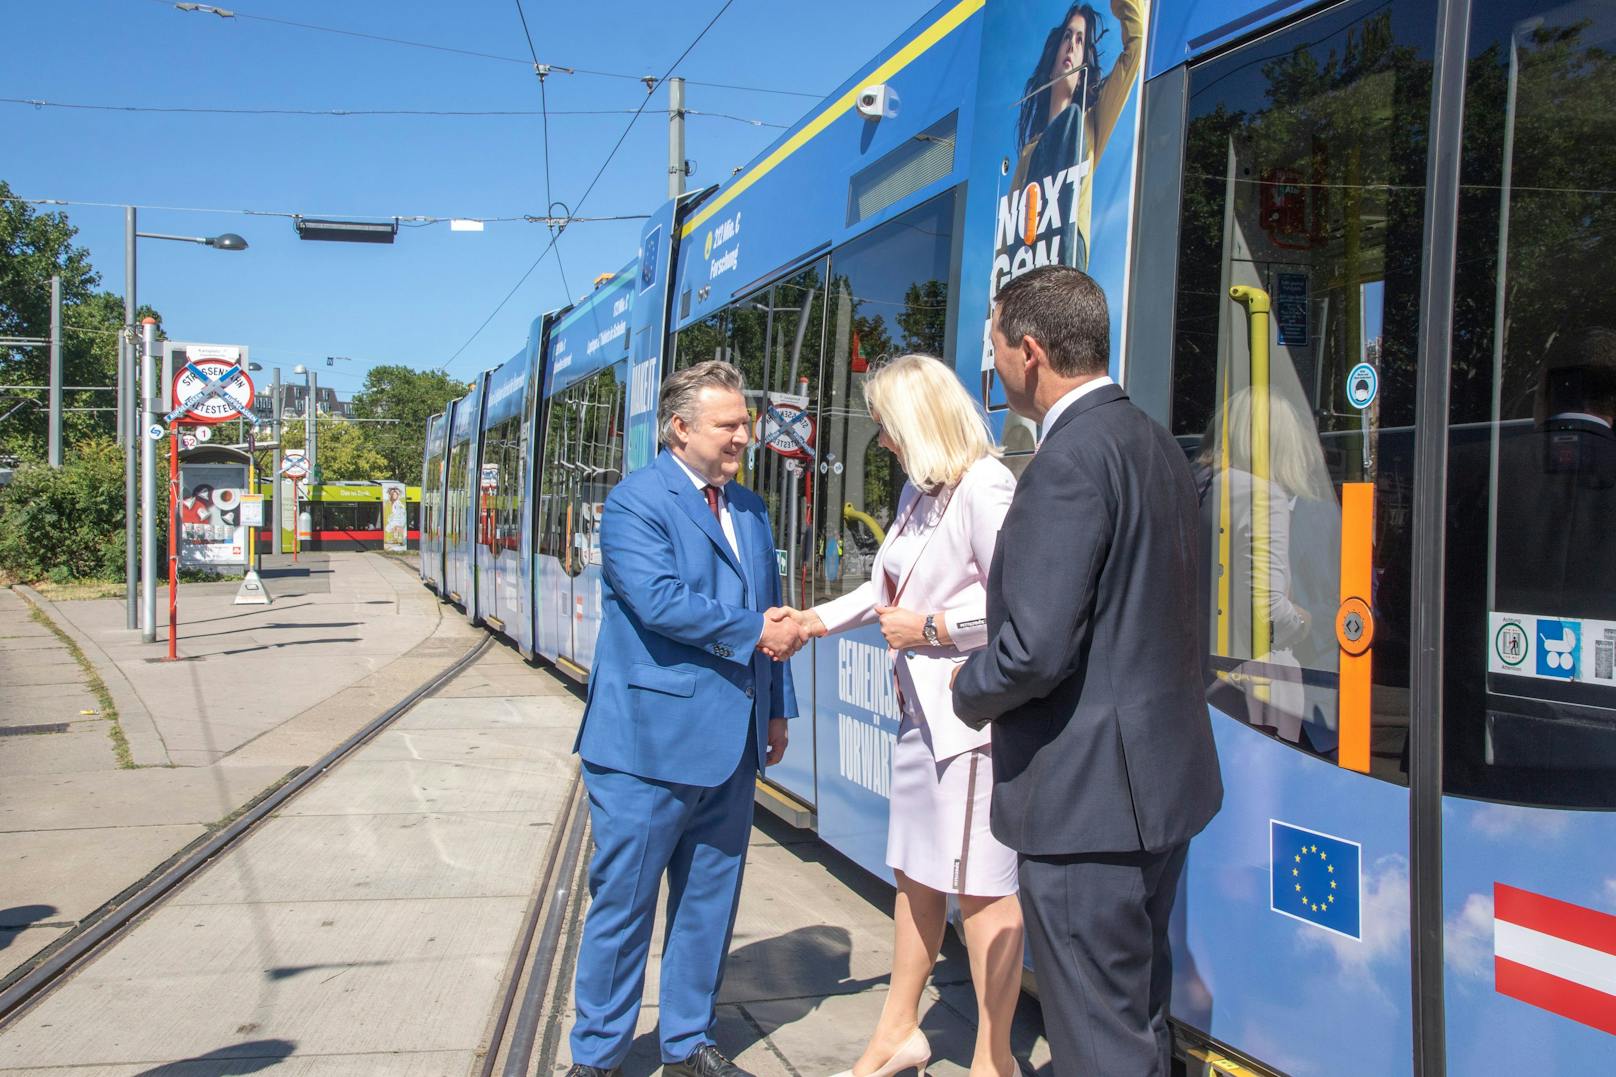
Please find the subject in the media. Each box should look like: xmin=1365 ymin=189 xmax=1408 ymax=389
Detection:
xmin=779 ymin=606 xmax=828 ymax=638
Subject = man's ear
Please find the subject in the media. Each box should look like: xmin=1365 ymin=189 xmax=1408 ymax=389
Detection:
xmin=1021 ymin=334 xmax=1048 ymax=377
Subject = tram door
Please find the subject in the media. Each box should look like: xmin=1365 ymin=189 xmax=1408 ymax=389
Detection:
xmin=1438 ymin=3 xmax=1616 ymax=1071
xmin=543 ymin=363 xmax=628 ymax=673
xmin=1146 ymin=0 xmax=1441 ymax=1071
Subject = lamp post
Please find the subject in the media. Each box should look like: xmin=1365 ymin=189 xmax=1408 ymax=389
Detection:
xmin=130 ymin=221 xmax=248 ymax=639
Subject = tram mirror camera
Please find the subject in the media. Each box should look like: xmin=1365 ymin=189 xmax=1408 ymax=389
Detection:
xmin=856 ymin=84 xmax=900 ymax=121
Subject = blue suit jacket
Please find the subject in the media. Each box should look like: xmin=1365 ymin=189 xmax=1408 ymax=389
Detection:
xmin=575 ymin=450 xmax=797 ymax=787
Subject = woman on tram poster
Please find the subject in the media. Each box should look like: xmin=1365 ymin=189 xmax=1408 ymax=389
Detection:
xmin=965 ymin=0 xmax=1149 ymax=438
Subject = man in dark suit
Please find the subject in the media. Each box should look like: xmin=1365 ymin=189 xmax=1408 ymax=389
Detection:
xmin=566 ymin=360 xmax=806 ymax=1077
xmin=953 ymin=266 xmax=1222 ymax=1075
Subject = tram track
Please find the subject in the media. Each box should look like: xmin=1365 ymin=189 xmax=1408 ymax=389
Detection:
xmin=0 ymin=634 xmax=496 ymax=1030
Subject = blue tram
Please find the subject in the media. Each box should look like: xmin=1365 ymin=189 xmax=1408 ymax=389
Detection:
xmin=423 ymin=0 xmax=1616 ymax=1072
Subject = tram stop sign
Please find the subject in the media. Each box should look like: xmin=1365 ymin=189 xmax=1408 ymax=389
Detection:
xmin=171 ymin=359 xmax=255 ymax=425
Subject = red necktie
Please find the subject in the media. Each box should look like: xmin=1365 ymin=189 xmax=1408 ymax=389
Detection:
xmin=704 ymin=484 xmax=722 ymax=521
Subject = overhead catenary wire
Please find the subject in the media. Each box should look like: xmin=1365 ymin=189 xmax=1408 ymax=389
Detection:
xmin=441 ymin=0 xmax=741 ymax=371
xmin=148 ymin=0 xmax=823 ymax=99
xmin=511 ymin=0 xmax=575 ymax=304
xmin=0 ymin=192 xmax=649 ymax=226
xmin=1 ymin=96 xmax=789 ymax=128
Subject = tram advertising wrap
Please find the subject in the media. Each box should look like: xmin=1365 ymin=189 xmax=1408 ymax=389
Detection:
xmin=956 ymin=0 xmax=1147 ymax=446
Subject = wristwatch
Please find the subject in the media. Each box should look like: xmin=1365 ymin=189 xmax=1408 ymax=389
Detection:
xmin=922 ymin=614 xmax=940 ymax=647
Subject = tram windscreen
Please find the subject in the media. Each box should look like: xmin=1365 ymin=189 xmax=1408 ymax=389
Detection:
xmin=1444 ymin=0 xmax=1616 ymax=808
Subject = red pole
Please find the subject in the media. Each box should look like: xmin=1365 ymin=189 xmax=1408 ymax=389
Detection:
xmin=167 ymin=422 xmax=179 ymax=661
xmin=292 ymin=478 xmax=300 ymax=563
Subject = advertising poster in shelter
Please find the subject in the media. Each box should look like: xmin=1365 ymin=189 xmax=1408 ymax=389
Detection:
xmin=956 ymin=0 xmax=1150 ymax=452
xmin=381 ymin=481 xmax=408 ymax=552
xmin=179 ymin=462 xmax=249 ymax=567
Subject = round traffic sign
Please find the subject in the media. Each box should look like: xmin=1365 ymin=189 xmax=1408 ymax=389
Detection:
xmin=1346 ymin=362 xmax=1378 ymax=410
xmin=147 ymin=423 xmax=165 ymax=441
xmin=280 ymin=452 xmax=310 ymax=480
xmin=195 ymin=425 xmax=212 ymax=442
xmin=172 ymin=359 xmax=255 ymax=425
xmin=755 ymin=404 xmax=815 ymax=458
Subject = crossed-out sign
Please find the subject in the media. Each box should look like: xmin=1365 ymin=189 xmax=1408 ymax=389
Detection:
xmin=756 ymin=401 xmax=816 ymax=459
xmin=280 ymin=452 xmax=310 ymax=480
xmin=167 ymin=359 xmax=257 ymax=426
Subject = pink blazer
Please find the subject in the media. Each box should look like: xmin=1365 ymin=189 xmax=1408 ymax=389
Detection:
xmin=813 ymin=455 xmax=1015 ymax=761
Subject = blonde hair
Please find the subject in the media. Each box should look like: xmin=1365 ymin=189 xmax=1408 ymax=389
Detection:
xmin=863 ymin=354 xmax=998 ymax=492
xmin=1198 ymin=386 xmax=1334 ymax=501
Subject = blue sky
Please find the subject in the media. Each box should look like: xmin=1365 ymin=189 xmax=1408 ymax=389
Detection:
xmin=5 ymin=0 xmax=937 ymax=395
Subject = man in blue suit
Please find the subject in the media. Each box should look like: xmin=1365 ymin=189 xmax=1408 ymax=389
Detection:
xmin=567 ymin=360 xmax=805 ymax=1077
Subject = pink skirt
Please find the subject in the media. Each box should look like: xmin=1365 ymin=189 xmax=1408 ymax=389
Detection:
xmin=886 ymin=712 xmax=1019 ymax=897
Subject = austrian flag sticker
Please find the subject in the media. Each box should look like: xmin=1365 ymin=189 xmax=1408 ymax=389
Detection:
xmin=1494 ymin=883 xmax=1616 ymax=1036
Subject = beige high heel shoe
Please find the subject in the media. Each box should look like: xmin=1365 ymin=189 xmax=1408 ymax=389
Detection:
xmin=828 ymin=1028 xmax=931 ymax=1077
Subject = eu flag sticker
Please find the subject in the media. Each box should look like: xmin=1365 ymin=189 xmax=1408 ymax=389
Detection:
xmin=1270 ymin=820 xmax=1362 ymax=939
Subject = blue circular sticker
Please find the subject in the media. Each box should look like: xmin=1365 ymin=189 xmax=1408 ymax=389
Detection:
xmin=1347 ymin=363 xmax=1379 ymax=410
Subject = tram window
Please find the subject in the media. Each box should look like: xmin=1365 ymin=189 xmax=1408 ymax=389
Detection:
xmin=674 ymin=262 xmax=830 ymax=608
xmin=1169 ymin=0 xmax=1438 ymax=783
xmin=1443 ymin=2 xmax=1616 ymax=809
xmin=815 ymin=190 xmax=957 ymax=604
xmin=540 ymin=369 xmax=626 ymax=577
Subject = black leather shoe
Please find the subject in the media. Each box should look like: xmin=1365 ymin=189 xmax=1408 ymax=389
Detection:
xmin=565 ymin=1065 xmax=620 ymax=1077
xmin=663 ymin=1044 xmax=752 ymax=1077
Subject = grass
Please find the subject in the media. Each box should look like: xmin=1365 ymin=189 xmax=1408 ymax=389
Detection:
xmin=29 ymin=578 xmax=126 ymax=601
xmin=22 ymin=599 xmax=136 ymax=769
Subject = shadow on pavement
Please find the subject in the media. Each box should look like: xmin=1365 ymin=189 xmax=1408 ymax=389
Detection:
xmin=0 ymin=905 xmax=59 ymax=949
xmin=130 ymin=1039 xmax=296 ymax=1075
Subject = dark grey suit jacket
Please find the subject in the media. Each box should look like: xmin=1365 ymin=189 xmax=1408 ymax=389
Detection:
xmin=952 ymin=384 xmax=1223 ymax=856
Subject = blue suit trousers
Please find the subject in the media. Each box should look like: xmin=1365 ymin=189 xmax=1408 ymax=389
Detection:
xmin=569 ymin=737 xmax=758 ymax=1067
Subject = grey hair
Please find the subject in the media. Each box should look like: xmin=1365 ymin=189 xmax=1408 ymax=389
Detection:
xmin=658 ymin=359 xmax=747 ymax=447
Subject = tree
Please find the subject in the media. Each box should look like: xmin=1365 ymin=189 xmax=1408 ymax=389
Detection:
xmin=0 ymin=180 xmax=159 ymax=461
xmin=348 ymin=364 xmax=468 ymax=482
xmin=277 ymin=418 xmax=388 ymax=482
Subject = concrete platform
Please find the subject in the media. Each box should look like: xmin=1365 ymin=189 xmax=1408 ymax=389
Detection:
xmin=0 ymin=556 xmax=483 ymax=990
xmin=0 ymin=636 xmax=1053 ymax=1076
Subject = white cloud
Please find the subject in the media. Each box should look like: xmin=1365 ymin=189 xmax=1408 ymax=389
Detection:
xmin=1445 ymin=891 xmax=1495 ymax=980
xmin=1605 ymin=878 xmax=1616 ymax=908
xmin=1298 ymin=854 xmax=1410 ymax=998
xmin=1470 ymin=803 xmax=1570 ymax=841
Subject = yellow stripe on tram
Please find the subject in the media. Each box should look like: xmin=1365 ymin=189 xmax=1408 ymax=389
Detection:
xmin=680 ymin=0 xmax=984 ymax=240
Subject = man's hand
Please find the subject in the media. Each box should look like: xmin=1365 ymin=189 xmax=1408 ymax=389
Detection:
xmin=775 ymin=605 xmax=828 ymax=639
xmin=757 ymin=608 xmax=808 ymax=660
xmin=875 ymin=605 xmax=929 ymax=649
xmin=766 ymin=717 xmax=789 ymax=765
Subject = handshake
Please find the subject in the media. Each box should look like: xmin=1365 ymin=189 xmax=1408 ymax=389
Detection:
xmin=755 ymin=606 xmax=827 ymax=661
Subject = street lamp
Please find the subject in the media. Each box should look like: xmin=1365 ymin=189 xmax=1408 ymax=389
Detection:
xmin=126 ymin=213 xmax=249 ymax=638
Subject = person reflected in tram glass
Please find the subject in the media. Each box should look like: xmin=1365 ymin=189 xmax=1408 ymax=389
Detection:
xmin=1494 ymin=326 xmax=1616 ymax=617
xmin=1194 ymin=387 xmax=1340 ymax=751
xmin=1010 ymin=0 xmax=1145 ymax=272
xmin=775 ymin=355 xmax=1024 ymax=1077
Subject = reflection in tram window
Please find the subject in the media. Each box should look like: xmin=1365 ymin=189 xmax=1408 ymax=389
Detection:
xmin=540 ymin=368 xmax=626 ymax=579
xmin=1445 ymin=1 xmax=1616 ymax=808
xmin=1170 ymin=0 xmax=1438 ymax=782
xmin=816 ymin=191 xmax=958 ymax=606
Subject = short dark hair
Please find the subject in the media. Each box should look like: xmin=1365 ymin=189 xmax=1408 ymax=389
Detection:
xmin=993 ymin=265 xmax=1110 ymax=378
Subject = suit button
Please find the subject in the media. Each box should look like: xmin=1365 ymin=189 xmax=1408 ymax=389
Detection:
xmin=905 ymin=651 xmax=915 ymax=660
xmin=744 ymin=686 xmax=755 ymax=699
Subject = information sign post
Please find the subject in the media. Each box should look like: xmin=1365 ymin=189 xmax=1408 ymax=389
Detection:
xmin=279 ymin=453 xmax=310 ymax=563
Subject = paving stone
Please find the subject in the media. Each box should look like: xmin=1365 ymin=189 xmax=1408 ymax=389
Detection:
xmin=0 ymin=824 xmax=206 ymax=921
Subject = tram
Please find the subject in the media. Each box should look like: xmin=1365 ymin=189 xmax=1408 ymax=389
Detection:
xmin=423 ymin=1 xmax=1616 ymax=1072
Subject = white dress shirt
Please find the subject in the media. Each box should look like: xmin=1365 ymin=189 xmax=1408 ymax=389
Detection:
xmin=671 ymin=451 xmax=740 ymax=558
xmin=1039 ymin=375 xmax=1116 ymax=445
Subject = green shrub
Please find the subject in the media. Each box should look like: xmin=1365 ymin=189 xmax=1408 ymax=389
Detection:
xmin=0 ymin=438 xmax=164 ymax=582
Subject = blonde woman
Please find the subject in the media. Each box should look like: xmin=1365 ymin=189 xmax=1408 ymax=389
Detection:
xmin=783 ymin=355 xmax=1023 ymax=1077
